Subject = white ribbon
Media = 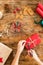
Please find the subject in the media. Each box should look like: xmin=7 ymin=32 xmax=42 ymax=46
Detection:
xmin=27 ymin=36 xmax=40 ymax=47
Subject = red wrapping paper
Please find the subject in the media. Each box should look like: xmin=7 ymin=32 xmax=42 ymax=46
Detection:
xmin=25 ymin=33 xmax=41 ymax=50
xmin=36 ymin=7 xmax=43 ymax=17
xmin=38 ymin=3 xmax=43 ymax=11
xmin=36 ymin=3 xmax=43 ymax=18
xmin=0 ymin=58 xmax=3 ymax=63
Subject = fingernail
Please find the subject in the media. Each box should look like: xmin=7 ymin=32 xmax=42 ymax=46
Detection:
xmin=22 ymin=42 xmax=25 ymax=45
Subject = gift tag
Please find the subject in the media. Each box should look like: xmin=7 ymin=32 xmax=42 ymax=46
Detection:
xmin=0 ymin=42 xmax=12 ymax=65
xmin=25 ymin=33 xmax=41 ymax=50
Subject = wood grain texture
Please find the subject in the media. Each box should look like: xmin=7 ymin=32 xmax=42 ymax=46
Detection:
xmin=0 ymin=0 xmax=43 ymax=65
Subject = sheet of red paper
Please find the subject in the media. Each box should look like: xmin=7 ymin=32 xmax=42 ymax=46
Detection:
xmin=0 ymin=58 xmax=3 ymax=63
xmin=36 ymin=3 xmax=43 ymax=18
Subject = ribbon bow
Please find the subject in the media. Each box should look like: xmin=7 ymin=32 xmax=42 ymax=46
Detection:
xmin=11 ymin=22 xmax=21 ymax=32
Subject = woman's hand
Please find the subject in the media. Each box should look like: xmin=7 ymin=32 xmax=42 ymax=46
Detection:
xmin=11 ymin=40 xmax=26 ymax=65
xmin=17 ymin=40 xmax=26 ymax=55
xmin=28 ymin=49 xmax=43 ymax=65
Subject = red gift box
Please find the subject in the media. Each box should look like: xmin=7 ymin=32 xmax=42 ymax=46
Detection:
xmin=25 ymin=33 xmax=41 ymax=50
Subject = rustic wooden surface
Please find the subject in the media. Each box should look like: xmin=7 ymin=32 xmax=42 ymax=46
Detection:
xmin=0 ymin=0 xmax=43 ymax=65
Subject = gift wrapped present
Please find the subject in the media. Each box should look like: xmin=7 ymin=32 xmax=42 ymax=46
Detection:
xmin=25 ymin=33 xmax=41 ymax=50
xmin=0 ymin=42 xmax=12 ymax=65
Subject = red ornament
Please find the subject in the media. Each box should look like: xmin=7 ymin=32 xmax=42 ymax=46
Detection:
xmin=0 ymin=58 xmax=3 ymax=63
xmin=16 ymin=8 xmax=20 ymax=11
xmin=13 ymin=8 xmax=20 ymax=14
xmin=36 ymin=3 xmax=43 ymax=18
xmin=13 ymin=10 xmax=16 ymax=14
xmin=25 ymin=33 xmax=41 ymax=50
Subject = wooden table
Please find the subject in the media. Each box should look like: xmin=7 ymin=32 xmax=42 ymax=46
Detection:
xmin=0 ymin=0 xmax=43 ymax=65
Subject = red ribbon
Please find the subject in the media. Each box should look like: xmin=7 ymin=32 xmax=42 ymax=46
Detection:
xmin=11 ymin=22 xmax=21 ymax=32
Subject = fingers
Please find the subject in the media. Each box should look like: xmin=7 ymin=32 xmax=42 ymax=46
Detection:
xmin=28 ymin=50 xmax=30 ymax=55
xmin=31 ymin=49 xmax=35 ymax=52
xmin=28 ymin=50 xmax=33 ymax=57
xmin=30 ymin=49 xmax=35 ymax=54
xmin=18 ymin=40 xmax=26 ymax=46
xmin=20 ymin=40 xmax=26 ymax=44
xmin=22 ymin=41 xmax=26 ymax=46
xmin=21 ymin=40 xmax=26 ymax=47
xmin=27 ymin=49 xmax=36 ymax=57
